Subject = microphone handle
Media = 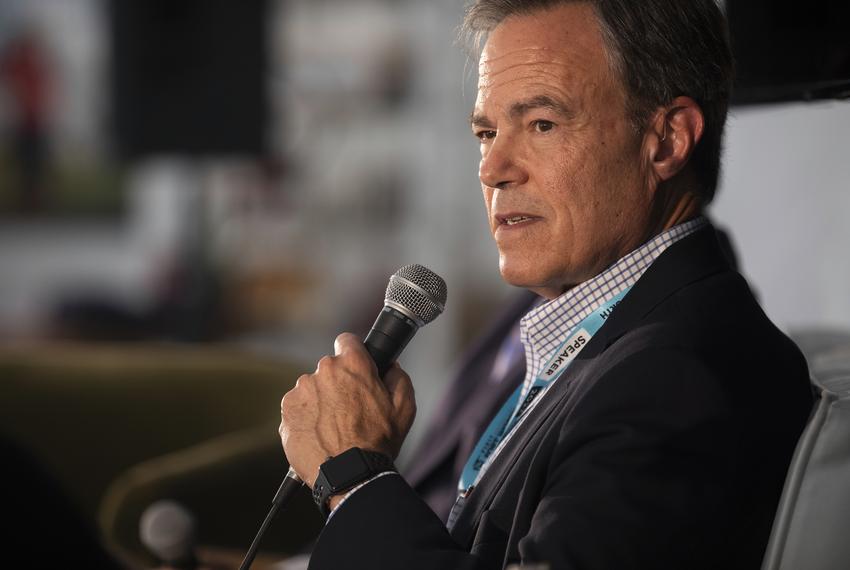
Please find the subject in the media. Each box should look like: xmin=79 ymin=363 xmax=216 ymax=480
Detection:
xmin=363 ymin=306 xmax=419 ymax=377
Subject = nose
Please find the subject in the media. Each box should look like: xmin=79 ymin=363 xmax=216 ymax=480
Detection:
xmin=479 ymin=133 xmax=527 ymax=189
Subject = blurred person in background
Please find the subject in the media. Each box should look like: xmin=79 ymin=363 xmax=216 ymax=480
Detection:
xmin=278 ymin=1 xmax=813 ymax=569
xmin=0 ymin=27 xmax=51 ymax=213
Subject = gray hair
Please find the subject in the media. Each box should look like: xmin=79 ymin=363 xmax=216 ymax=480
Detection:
xmin=461 ymin=0 xmax=734 ymax=204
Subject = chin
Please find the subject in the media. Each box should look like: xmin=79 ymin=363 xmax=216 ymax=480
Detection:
xmin=498 ymin=257 xmax=574 ymax=299
xmin=499 ymin=258 xmax=545 ymax=292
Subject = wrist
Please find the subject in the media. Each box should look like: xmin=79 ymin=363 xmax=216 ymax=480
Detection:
xmin=312 ymin=447 xmax=396 ymax=518
xmin=327 ymin=494 xmax=346 ymax=512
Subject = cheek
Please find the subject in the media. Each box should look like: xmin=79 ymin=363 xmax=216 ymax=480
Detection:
xmin=544 ymin=148 xmax=629 ymax=247
xmin=482 ymin=185 xmax=494 ymax=212
xmin=546 ymin=146 xmax=596 ymax=214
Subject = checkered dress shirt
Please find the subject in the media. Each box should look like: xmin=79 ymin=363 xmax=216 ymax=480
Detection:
xmin=517 ymin=216 xmax=708 ymax=403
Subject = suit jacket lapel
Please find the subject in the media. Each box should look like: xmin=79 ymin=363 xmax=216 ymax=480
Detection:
xmin=448 ymin=355 xmax=595 ymax=545
xmin=588 ymin=225 xmax=730 ymax=356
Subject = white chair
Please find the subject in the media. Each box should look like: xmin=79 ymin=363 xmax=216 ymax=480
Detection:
xmin=762 ymin=335 xmax=850 ymax=570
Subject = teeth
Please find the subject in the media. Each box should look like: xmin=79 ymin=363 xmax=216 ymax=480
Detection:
xmin=505 ymin=216 xmax=530 ymax=225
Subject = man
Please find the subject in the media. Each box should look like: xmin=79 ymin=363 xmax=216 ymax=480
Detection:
xmin=279 ymin=1 xmax=812 ymax=568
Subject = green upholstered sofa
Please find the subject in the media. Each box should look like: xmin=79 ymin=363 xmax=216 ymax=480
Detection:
xmin=0 ymin=343 xmax=321 ymax=566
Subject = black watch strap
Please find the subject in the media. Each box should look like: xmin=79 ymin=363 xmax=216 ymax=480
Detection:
xmin=312 ymin=447 xmax=396 ymax=518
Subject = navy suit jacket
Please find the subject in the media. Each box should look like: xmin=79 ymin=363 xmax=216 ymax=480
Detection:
xmin=309 ymin=227 xmax=813 ymax=569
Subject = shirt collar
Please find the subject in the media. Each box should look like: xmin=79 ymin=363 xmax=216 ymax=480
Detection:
xmin=519 ymin=216 xmax=709 ymax=382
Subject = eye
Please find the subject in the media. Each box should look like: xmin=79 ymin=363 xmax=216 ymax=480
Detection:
xmin=475 ymin=129 xmax=497 ymax=142
xmin=532 ymin=120 xmax=554 ymax=133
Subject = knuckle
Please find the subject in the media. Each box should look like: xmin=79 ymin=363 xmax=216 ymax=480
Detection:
xmin=278 ymin=422 xmax=290 ymax=447
xmin=337 ymin=331 xmax=356 ymax=345
xmin=316 ymin=355 xmax=335 ymax=372
xmin=280 ymin=388 xmax=298 ymax=414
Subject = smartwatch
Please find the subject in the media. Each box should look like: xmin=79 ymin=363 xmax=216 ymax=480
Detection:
xmin=312 ymin=447 xmax=396 ymax=518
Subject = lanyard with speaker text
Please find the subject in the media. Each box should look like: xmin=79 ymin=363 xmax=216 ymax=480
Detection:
xmin=456 ymin=287 xmax=631 ymax=497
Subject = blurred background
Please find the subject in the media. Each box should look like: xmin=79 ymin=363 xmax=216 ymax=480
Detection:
xmin=0 ymin=0 xmax=848 ymax=566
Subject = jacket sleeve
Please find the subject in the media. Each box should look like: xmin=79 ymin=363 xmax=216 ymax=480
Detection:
xmin=308 ymin=473 xmax=487 ymax=570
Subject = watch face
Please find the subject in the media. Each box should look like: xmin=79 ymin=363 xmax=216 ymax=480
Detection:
xmin=324 ymin=450 xmax=368 ymax=490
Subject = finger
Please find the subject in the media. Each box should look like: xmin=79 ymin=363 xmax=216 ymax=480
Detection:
xmin=333 ymin=332 xmax=362 ymax=355
xmin=383 ymin=362 xmax=415 ymax=409
xmin=384 ymin=364 xmax=416 ymax=441
xmin=315 ymin=355 xmax=334 ymax=374
xmin=334 ymin=332 xmax=379 ymax=377
xmin=278 ymin=420 xmax=287 ymax=442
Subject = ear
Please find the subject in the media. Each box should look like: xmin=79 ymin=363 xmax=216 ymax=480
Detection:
xmin=647 ymin=96 xmax=705 ymax=184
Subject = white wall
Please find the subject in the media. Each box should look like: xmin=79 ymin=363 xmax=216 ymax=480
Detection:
xmin=0 ymin=162 xmax=196 ymax=335
xmin=710 ymin=101 xmax=850 ymax=331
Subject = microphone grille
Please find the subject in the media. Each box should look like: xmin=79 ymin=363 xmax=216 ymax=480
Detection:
xmin=139 ymin=500 xmax=196 ymax=563
xmin=386 ymin=264 xmax=447 ymax=325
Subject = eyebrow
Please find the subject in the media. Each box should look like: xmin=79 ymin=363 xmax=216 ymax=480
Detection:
xmin=469 ymin=95 xmax=573 ymax=128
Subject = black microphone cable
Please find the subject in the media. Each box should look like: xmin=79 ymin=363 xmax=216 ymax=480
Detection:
xmin=238 ymin=467 xmax=303 ymax=570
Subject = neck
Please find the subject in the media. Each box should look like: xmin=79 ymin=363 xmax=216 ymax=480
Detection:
xmin=647 ymin=184 xmax=702 ymax=241
xmin=535 ymin=189 xmax=703 ymax=300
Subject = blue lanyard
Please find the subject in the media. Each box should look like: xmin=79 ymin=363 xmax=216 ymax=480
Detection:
xmin=457 ymin=287 xmax=631 ymax=494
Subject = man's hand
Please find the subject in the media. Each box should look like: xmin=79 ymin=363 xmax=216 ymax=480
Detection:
xmin=279 ymin=332 xmax=416 ymax=488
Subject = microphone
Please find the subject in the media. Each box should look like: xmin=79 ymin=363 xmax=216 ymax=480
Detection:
xmin=239 ymin=264 xmax=447 ymax=570
xmin=364 ymin=264 xmax=447 ymax=377
xmin=139 ymin=500 xmax=198 ymax=569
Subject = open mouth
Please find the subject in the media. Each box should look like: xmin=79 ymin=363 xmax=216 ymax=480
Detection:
xmin=498 ymin=214 xmax=537 ymax=226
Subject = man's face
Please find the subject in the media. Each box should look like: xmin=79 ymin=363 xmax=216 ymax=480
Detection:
xmin=473 ymin=3 xmax=656 ymax=299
